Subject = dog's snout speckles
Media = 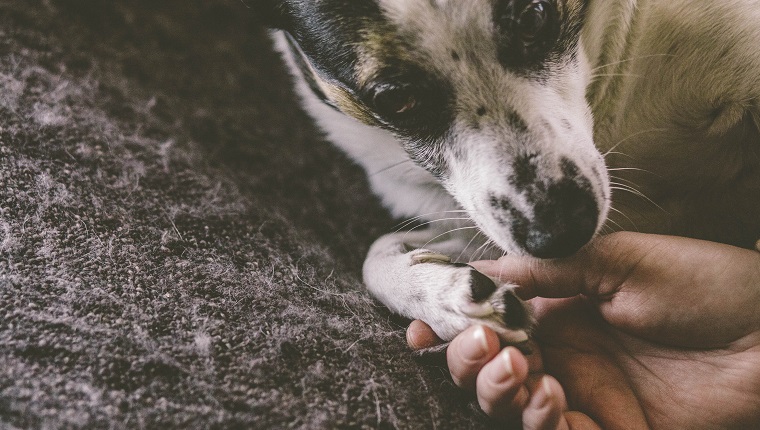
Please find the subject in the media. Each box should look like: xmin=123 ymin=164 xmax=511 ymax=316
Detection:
xmin=510 ymin=153 xmax=539 ymax=189
xmin=506 ymin=110 xmax=528 ymax=132
xmin=491 ymin=157 xmax=600 ymax=258
xmin=489 ymin=194 xmax=529 ymax=228
xmin=560 ymin=156 xmax=580 ymax=178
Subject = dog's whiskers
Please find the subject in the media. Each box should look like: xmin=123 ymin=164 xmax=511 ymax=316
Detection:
xmin=609 ymin=180 xmax=670 ymax=215
xmin=604 ymin=151 xmax=635 ymax=160
xmin=590 ymin=53 xmax=675 ymax=73
xmin=369 ymin=159 xmax=414 ymax=177
xmin=607 ymin=167 xmax=647 ymax=172
xmin=495 ymin=246 xmax=511 ymax=287
xmin=456 ymin=230 xmax=487 ymax=263
xmin=420 ymin=226 xmax=479 ymax=250
xmin=603 ymin=128 xmax=667 ymax=158
xmin=607 ymin=166 xmax=663 ymax=180
xmin=478 ymin=240 xmax=500 ymax=262
xmin=590 ymin=72 xmax=642 ymax=80
xmin=398 ymin=217 xmax=474 ymax=237
xmin=470 ymin=237 xmax=497 ymax=263
xmin=607 ymin=205 xmax=638 ymax=231
xmin=393 ymin=210 xmax=470 ymax=233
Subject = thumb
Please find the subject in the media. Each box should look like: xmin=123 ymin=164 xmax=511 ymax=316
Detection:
xmin=470 ymin=232 xmax=653 ymax=300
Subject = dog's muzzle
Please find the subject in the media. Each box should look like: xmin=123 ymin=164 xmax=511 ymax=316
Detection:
xmin=491 ymin=178 xmax=599 ymax=259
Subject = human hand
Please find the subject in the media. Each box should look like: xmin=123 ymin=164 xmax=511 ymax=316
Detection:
xmin=407 ymin=232 xmax=760 ymax=429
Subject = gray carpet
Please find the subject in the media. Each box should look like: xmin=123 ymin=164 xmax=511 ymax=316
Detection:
xmin=0 ymin=1 xmax=502 ymax=428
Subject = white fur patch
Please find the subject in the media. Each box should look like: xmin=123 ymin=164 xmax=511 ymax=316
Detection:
xmin=377 ymin=0 xmax=609 ymax=250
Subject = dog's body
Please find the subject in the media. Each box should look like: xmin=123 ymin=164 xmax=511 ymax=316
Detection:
xmin=263 ymin=0 xmax=760 ymax=342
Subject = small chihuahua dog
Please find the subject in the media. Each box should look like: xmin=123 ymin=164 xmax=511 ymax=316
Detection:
xmin=257 ymin=0 xmax=760 ymax=344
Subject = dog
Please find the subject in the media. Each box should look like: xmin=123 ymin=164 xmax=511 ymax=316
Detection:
xmin=256 ymin=0 xmax=760 ymax=344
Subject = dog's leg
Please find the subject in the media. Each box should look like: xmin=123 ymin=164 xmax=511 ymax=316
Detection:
xmin=363 ymin=229 xmax=531 ymax=344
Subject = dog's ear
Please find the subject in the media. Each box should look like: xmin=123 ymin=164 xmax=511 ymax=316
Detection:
xmin=251 ymin=0 xmax=288 ymax=28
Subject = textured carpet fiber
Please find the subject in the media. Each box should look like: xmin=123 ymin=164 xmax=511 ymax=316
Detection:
xmin=0 ymin=1 xmax=498 ymax=428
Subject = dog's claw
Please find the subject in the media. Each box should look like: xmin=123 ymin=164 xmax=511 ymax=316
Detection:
xmin=505 ymin=330 xmax=529 ymax=344
xmin=460 ymin=301 xmax=496 ymax=318
xmin=411 ymin=252 xmax=452 ymax=265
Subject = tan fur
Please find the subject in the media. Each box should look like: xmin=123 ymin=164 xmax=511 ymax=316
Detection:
xmin=585 ymin=0 xmax=760 ymax=247
xmin=320 ymin=82 xmax=380 ymax=127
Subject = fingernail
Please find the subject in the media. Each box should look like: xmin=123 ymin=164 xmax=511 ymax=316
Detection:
xmin=485 ymin=348 xmax=514 ymax=384
xmin=499 ymin=348 xmax=514 ymax=381
xmin=484 ymin=347 xmax=515 ymax=385
xmin=406 ymin=326 xmax=419 ymax=349
xmin=543 ymin=376 xmax=552 ymax=396
xmin=460 ymin=326 xmax=488 ymax=361
xmin=537 ymin=376 xmax=554 ymax=407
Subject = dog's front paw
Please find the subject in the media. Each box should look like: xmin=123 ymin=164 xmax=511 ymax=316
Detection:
xmin=402 ymin=250 xmax=532 ymax=345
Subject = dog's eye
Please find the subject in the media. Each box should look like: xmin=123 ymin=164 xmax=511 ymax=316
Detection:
xmin=372 ymin=85 xmax=419 ymax=118
xmin=363 ymin=77 xmax=451 ymax=137
xmin=518 ymin=1 xmax=551 ymax=43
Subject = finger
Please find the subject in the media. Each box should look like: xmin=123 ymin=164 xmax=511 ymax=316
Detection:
xmin=540 ymin=334 xmax=652 ymax=430
xmin=475 ymin=346 xmax=531 ymax=420
xmin=522 ymin=376 xmax=567 ymax=430
xmin=406 ymin=320 xmax=443 ymax=350
xmin=447 ymin=325 xmax=501 ymax=391
xmin=470 ymin=232 xmax=654 ymax=300
xmin=475 ymin=232 xmax=760 ymax=345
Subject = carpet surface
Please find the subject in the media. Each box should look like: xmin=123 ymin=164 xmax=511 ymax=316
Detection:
xmin=0 ymin=1 xmax=498 ymax=428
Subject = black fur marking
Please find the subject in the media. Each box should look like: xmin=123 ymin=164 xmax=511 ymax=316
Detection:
xmin=493 ymin=0 xmax=561 ymax=71
xmin=274 ymin=0 xmax=457 ymax=180
xmin=360 ymin=66 xmax=453 ymax=140
xmin=542 ymin=120 xmax=556 ymax=139
xmin=502 ymin=291 xmax=527 ymax=328
xmin=451 ymin=50 xmax=461 ymax=61
xmin=507 ymin=110 xmax=529 ymax=132
xmin=560 ymin=156 xmax=580 ymax=178
xmin=492 ymin=0 xmax=587 ymax=79
xmin=477 ymin=106 xmax=487 ymax=116
xmin=510 ymin=153 xmax=539 ymax=189
xmin=490 ymin=194 xmax=530 ymax=229
xmin=469 ymin=269 xmax=498 ymax=303
xmin=278 ymin=0 xmax=385 ymax=88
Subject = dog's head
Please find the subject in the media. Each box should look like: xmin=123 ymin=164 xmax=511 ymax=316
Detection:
xmin=261 ymin=0 xmax=610 ymax=258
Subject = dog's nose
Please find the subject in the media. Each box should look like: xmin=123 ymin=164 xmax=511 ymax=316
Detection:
xmin=522 ymin=180 xmax=599 ymax=258
xmin=491 ymin=178 xmax=599 ymax=259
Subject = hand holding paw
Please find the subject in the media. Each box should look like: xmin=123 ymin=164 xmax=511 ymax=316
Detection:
xmin=409 ymin=232 xmax=760 ymax=429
